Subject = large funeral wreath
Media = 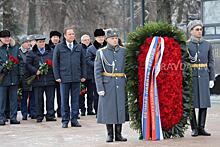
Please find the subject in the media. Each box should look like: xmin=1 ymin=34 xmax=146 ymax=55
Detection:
xmin=125 ymin=22 xmax=192 ymax=139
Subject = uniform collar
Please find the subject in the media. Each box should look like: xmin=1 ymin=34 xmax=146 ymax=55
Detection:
xmin=190 ymin=36 xmax=204 ymax=44
xmin=107 ymin=44 xmax=120 ymax=52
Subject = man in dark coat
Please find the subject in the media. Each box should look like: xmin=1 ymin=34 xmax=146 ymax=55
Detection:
xmin=19 ymin=35 xmax=36 ymax=120
xmin=49 ymin=30 xmax=62 ymax=118
xmin=79 ymin=34 xmax=92 ymax=116
xmin=26 ymin=35 xmax=56 ymax=123
xmin=86 ymin=28 xmax=107 ymax=115
xmin=53 ymin=27 xmax=86 ymax=128
xmin=187 ymin=20 xmax=215 ymax=137
xmin=0 ymin=30 xmax=21 ymax=125
xmin=94 ymin=29 xmax=127 ymax=142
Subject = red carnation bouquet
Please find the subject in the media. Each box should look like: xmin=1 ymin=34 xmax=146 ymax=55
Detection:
xmin=80 ymin=83 xmax=87 ymax=96
xmin=26 ymin=59 xmax=53 ymax=85
xmin=0 ymin=55 xmax=19 ymax=83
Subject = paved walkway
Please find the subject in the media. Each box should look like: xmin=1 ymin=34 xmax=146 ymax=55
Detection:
xmin=0 ymin=103 xmax=220 ymax=147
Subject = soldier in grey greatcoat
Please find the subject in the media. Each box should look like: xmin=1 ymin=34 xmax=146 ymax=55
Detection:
xmin=94 ymin=29 xmax=127 ymax=142
xmin=187 ymin=20 xmax=215 ymax=137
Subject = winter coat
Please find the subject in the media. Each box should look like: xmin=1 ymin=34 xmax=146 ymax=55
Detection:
xmin=94 ymin=44 xmax=126 ymax=124
xmin=188 ymin=37 xmax=215 ymax=108
xmin=19 ymin=47 xmax=32 ymax=91
xmin=86 ymin=40 xmax=107 ymax=81
xmin=53 ymin=40 xmax=86 ymax=83
xmin=0 ymin=39 xmax=21 ymax=86
xmin=26 ymin=44 xmax=55 ymax=87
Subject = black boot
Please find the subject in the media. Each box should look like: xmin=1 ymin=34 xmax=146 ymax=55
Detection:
xmin=198 ymin=108 xmax=211 ymax=136
xmin=106 ymin=124 xmax=113 ymax=142
xmin=190 ymin=108 xmax=198 ymax=137
xmin=115 ymin=124 xmax=127 ymax=141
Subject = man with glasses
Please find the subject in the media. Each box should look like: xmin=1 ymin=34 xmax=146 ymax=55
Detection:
xmin=187 ymin=20 xmax=215 ymax=137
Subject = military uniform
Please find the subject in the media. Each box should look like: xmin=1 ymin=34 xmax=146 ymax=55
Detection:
xmin=187 ymin=19 xmax=215 ymax=137
xmin=94 ymin=29 xmax=127 ymax=142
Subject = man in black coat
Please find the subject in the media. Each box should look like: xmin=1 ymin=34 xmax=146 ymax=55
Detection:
xmin=79 ymin=34 xmax=93 ymax=116
xmin=49 ymin=31 xmax=62 ymax=118
xmin=86 ymin=28 xmax=107 ymax=115
xmin=26 ymin=35 xmax=56 ymax=123
xmin=0 ymin=30 xmax=21 ymax=125
xmin=53 ymin=27 xmax=86 ymax=128
xmin=19 ymin=35 xmax=36 ymax=120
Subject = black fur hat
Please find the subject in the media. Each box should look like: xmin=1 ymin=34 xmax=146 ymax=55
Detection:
xmin=0 ymin=30 xmax=11 ymax=37
xmin=50 ymin=31 xmax=62 ymax=38
xmin=94 ymin=29 xmax=105 ymax=37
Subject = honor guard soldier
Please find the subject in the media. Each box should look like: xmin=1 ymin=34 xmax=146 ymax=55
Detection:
xmin=94 ymin=29 xmax=127 ymax=142
xmin=187 ymin=20 xmax=215 ymax=137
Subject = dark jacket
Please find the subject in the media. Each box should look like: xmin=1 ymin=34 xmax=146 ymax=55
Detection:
xmin=26 ymin=44 xmax=55 ymax=87
xmin=19 ymin=47 xmax=32 ymax=91
xmin=0 ymin=39 xmax=21 ymax=86
xmin=53 ymin=40 xmax=86 ymax=83
xmin=86 ymin=40 xmax=107 ymax=81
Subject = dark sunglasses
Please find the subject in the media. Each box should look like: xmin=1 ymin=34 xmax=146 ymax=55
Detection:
xmin=195 ymin=28 xmax=203 ymax=31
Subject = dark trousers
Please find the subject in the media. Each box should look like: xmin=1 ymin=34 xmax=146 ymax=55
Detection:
xmin=79 ymin=80 xmax=94 ymax=113
xmin=0 ymin=85 xmax=18 ymax=121
xmin=60 ymin=82 xmax=80 ymax=124
xmin=55 ymin=82 xmax=61 ymax=116
xmin=34 ymin=86 xmax=55 ymax=120
xmin=190 ymin=108 xmax=208 ymax=130
xmin=21 ymin=91 xmax=36 ymax=117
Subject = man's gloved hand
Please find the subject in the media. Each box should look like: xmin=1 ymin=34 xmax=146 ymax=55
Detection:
xmin=209 ymin=80 xmax=214 ymax=88
xmin=98 ymin=91 xmax=105 ymax=96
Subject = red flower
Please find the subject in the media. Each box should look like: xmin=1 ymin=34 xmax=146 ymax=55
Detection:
xmin=45 ymin=59 xmax=53 ymax=67
xmin=9 ymin=55 xmax=19 ymax=64
xmin=138 ymin=37 xmax=183 ymax=131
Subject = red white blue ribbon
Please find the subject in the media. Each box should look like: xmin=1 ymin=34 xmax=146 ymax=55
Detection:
xmin=142 ymin=36 xmax=164 ymax=141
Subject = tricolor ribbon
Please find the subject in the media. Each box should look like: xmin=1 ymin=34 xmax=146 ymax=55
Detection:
xmin=142 ymin=36 xmax=165 ymax=141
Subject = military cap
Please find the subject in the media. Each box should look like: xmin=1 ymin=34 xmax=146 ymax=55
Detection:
xmin=105 ymin=29 xmax=119 ymax=39
xmin=187 ymin=20 xmax=203 ymax=31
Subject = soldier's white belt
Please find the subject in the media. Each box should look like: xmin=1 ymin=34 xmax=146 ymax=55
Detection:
xmin=102 ymin=72 xmax=126 ymax=77
xmin=191 ymin=63 xmax=207 ymax=68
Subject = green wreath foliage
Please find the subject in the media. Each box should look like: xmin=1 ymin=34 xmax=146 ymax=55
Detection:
xmin=125 ymin=22 xmax=192 ymax=139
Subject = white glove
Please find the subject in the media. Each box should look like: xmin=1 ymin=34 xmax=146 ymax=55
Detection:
xmin=209 ymin=80 xmax=214 ymax=88
xmin=98 ymin=91 xmax=105 ymax=96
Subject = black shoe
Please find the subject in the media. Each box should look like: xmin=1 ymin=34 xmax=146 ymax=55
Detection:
xmin=87 ymin=112 xmax=95 ymax=115
xmin=115 ymin=124 xmax=127 ymax=142
xmin=22 ymin=115 xmax=28 ymax=120
xmin=191 ymin=129 xmax=199 ymax=137
xmin=46 ymin=118 xmax=57 ymax=121
xmin=62 ymin=123 xmax=68 ymax=128
xmin=81 ymin=112 xmax=85 ymax=116
xmin=31 ymin=116 xmax=37 ymax=119
xmin=71 ymin=121 xmax=82 ymax=127
xmin=10 ymin=120 xmax=20 ymax=124
xmin=0 ymin=121 xmax=5 ymax=126
xmin=198 ymin=128 xmax=211 ymax=136
xmin=77 ymin=116 xmax=80 ymax=119
xmin=36 ymin=119 xmax=42 ymax=123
